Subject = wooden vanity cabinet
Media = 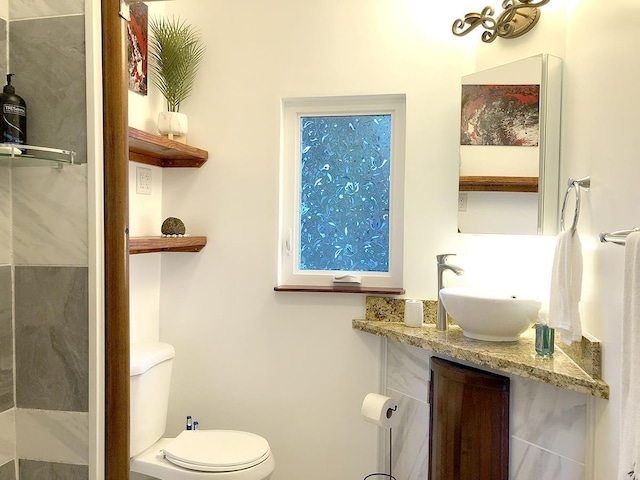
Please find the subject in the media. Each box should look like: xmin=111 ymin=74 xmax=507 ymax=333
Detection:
xmin=428 ymin=357 xmax=510 ymax=480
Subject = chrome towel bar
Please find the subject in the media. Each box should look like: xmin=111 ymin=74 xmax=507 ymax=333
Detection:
xmin=599 ymin=228 xmax=640 ymax=246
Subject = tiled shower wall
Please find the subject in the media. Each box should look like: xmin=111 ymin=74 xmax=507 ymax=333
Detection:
xmin=0 ymin=1 xmax=89 ymax=479
xmin=384 ymin=341 xmax=590 ymax=480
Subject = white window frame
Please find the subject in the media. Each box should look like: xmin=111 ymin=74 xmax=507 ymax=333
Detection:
xmin=278 ymin=94 xmax=406 ymax=289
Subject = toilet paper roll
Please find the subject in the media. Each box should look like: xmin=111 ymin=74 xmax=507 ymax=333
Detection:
xmin=361 ymin=393 xmax=399 ymax=428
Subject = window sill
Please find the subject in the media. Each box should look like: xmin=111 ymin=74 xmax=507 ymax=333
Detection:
xmin=274 ymin=285 xmax=405 ymax=295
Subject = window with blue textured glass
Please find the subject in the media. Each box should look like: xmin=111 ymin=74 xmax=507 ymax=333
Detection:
xmin=298 ymin=114 xmax=391 ymax=273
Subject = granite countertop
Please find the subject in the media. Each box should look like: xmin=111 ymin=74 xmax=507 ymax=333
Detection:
xmin=353 ymin=297 xmax=610 ymax=399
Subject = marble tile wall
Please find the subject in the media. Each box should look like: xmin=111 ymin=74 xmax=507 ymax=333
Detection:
xmin=12 ymin=166 xmax=88 ymax=266
xmin=0 ymin=267 xmax=12 ymax=412
xmin=3 ymin=5 xmax=90 ymax=479
xmin=18 ymin=460 xmax=87 ymax=480
xmin=0 ymin=461 xmax=15 ymax=480
xmin=9 ymin=15 xmax=87 ymax=164
xmin=0 ymin=16 xmax=8 ymax=268
xmin=14 ymin=266 xmax=88 ymax=412
xmin=0 ymin=410 xmax=15 ymax=469
xmin=384 ymin=342 xmax=431 ymax=480
xmin=0 ymin=18 xmax=6 ymax=88
xmin=10 ymin=0 xmax=83 ymax=19
xmin=15 ymin=410 xmax=88 ymax=465
xmin=0 ymin=168 xmax=9 ymax=266
xmin=384 ymin=340 xmax=589 ymax=480
xmin=510 ymin=377 xmax=587 ymax=478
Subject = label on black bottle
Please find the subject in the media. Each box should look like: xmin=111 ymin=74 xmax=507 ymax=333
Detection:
xmin=3 ymin=104 xmax=25 ymax=116
xmin=2 ymin=103 xmax=26 ymax=144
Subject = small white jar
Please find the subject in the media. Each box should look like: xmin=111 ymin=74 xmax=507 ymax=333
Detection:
xmin=404 ymin=300 xmax=424 ymax=327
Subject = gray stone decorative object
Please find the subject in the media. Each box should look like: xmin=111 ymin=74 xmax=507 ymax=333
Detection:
xmin=161 ymin=217 xmax=186 ymax=235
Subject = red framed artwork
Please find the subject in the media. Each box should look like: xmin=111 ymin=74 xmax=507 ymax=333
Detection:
xmin=127 ymin=3 xmax=148 ymax=96
xmin=461 ymin=84 xmax=540 ymax=146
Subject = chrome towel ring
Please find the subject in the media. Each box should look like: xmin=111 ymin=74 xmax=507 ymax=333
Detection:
xmin=560 ymin=176 xmax=590 ymax=234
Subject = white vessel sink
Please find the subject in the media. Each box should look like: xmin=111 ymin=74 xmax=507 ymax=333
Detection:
xmin=438 ymin=287 xmax=541 ymax=342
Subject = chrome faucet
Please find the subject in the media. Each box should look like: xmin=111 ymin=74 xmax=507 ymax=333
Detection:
xmin=436 ymin=254 xmax=463 ymax=331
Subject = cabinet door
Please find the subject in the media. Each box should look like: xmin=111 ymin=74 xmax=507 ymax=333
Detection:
xmin=428 ymin=357 xmax=509 ymax=480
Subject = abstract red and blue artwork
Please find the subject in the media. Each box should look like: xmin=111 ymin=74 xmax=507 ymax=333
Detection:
xmin=127 ymin=3 xmax=148 ymax=96
xmin=461 ymin=84 xmax=540 ymax=146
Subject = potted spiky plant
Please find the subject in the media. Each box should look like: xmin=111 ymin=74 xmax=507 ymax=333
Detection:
xmin=148 ymin=16 xmax=206 ymax=142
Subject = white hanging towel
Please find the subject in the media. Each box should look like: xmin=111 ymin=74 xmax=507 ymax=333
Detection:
xmin=618 ymin=232 xmax=640 ymax=479
xmin=548 ymin=229 xmax=583 ymax=344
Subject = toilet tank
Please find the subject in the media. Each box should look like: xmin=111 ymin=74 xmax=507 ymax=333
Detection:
xmin=130 ymin=342 xmax=175 ymax=457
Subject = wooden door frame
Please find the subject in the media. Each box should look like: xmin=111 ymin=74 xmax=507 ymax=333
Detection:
xmin=102 ymin=0 xmax=130 ymax=478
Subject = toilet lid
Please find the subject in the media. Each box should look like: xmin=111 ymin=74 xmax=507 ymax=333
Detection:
xmin=163 ymin=430 xmax=271 ymax=472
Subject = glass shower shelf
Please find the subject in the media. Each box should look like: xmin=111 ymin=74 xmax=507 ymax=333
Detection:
xmin=0 ymin=144 xmax=76 ymax=167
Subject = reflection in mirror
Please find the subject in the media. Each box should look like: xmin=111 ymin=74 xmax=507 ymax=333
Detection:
xmin=457 ymin=54 xmax=562 ymax=235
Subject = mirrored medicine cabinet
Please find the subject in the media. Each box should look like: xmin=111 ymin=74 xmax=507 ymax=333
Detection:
xmin=457 ymin=54 xmax=562 ymax=235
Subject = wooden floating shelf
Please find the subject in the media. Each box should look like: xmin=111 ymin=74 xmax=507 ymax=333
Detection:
xmin=459 ymin=175 xmax=538 ymax=193
xmin=128 ymin=127 xmax=208 ymax=168
xmin=129 ymin=236 xmax=207 ymax=254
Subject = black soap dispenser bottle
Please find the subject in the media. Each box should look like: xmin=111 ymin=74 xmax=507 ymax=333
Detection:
xmin=0 ymin=73 xmax=27 ymax=144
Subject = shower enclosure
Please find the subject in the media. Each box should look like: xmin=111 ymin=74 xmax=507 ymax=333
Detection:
xmin=0 ymin=1 xmax=103 ymax=479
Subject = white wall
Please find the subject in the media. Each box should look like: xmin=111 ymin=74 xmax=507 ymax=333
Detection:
xmin=154 ymin=2 xmax=473 ymax=479
xmin=466 ymin=1 xmax=640 ymax=476
xmin=128 ymin=2 xmax=165 ymax=344
xmin=126 ymin=0 xmax=640 ymax=478
xmin=562 ymin=1 xmax=640 ymax=476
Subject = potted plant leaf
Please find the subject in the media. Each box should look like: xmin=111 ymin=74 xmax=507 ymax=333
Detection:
xmin=148 ymin=16 xmax=206 ymax=142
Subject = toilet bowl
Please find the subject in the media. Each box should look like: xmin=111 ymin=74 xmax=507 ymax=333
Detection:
xmin=130 ymin=342 xmax=275 ymax=480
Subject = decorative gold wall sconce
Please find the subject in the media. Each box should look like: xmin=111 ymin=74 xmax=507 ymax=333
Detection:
xmin=452 ymin=0 xmax=551 ymax=43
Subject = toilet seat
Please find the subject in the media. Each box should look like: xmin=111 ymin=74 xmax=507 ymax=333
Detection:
xmin=163 ymin=430 xmax=271 ymax=473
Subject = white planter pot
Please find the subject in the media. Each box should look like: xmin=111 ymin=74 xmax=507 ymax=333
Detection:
xmin=157 ymin=111 xmax=188 ymax=137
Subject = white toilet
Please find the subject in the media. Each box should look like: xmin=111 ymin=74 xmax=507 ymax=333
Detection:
xmin=129 ymin=342 xmax=276 ymax=480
